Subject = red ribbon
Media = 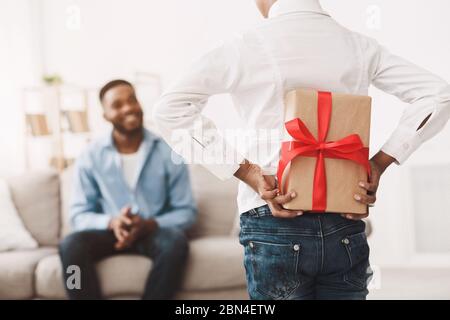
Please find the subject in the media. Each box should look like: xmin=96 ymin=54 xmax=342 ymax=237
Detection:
xmin=277 ymin=91 xmax=371 ymax=212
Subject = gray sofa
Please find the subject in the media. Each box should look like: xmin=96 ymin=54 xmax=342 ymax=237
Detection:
xmin=0 ymin=165 xmax=248 ymax=299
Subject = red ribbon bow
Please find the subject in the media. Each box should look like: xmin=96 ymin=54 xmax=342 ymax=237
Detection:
xmin=277 ymin=91 xmax=371 ymax=212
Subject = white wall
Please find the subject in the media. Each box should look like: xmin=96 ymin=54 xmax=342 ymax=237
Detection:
xmin=3 ymin=0 xmax=450 ymax=267
xmin=0 ymin=0 xmax=44 ymax=176
xmin=41 ymin=0 xmax=260 ymax=85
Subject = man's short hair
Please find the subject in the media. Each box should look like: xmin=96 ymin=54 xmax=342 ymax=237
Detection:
xmin=99 ymin=79 xmax=134 ymax=102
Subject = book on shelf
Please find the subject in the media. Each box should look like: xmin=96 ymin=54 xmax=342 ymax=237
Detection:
xmin=63 ymin=110 xmax=90 ymax=133
xmin=26 ymin=114 xmax=51 ymax=136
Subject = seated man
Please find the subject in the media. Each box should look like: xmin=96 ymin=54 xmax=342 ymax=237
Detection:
xmin=59 ymin=79 xmax=197 ymax=300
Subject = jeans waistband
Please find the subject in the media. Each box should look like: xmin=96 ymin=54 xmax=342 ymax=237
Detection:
xmin=242 ymin=205 xmax=365 ymax=237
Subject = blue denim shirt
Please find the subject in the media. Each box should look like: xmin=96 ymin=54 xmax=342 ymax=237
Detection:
xmin=70 ymin=129 xmax=197 ymax=232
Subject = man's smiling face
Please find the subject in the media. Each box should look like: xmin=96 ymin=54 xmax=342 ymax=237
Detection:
xmin=102 ymin=84 xmax=144 ymax=134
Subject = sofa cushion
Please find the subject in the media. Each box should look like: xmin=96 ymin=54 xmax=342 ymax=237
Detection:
xmin=35 ymin=236 xmax=245 ymax=299
xmin=187 ymin=165 xmax=239 ymax=238
xmin=59 ymin=166 xmax=73 ymax=239
xmin=7 ymin=170 xmax=61 ymax=246
xmin=0 ymin=179 xmax=38 ymax=251
xmin=0 ymin=247 xmax=57 ymax=299
xmin=183 ymin=236 xmax=246 ymax=291
xmin=35 ymin=254 xmax=152 ymax=299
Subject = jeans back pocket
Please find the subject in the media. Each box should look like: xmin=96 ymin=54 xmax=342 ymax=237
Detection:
xmin=341 ymin=232 xmax=372 ymax=289
xmin=247 ymin=240 xmax=301 ymax=299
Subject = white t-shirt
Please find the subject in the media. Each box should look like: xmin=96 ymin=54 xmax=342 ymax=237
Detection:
xmin=120 ymin=150 xmax=141 ymax=189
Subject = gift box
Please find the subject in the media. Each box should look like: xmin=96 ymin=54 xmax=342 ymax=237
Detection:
xmin=278 ymin=88 xmax=372 ymax=214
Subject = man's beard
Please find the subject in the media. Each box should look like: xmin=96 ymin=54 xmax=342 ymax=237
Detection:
xmin=113 ymin=117 xmax=143 ymax=136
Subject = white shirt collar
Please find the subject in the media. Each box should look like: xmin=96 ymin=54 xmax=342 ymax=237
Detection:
xmin=268 ymin=0 xmax=329 ymax=18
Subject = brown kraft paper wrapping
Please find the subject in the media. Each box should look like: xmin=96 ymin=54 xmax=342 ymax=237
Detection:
xmin=281 ymin=88 xmax=372 ymax=214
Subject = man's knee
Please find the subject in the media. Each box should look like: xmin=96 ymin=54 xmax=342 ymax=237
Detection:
xmin=59 ymin=231 xmax=94 ymax=261
xmin=155 ymin=228 xmax=189 ymax=259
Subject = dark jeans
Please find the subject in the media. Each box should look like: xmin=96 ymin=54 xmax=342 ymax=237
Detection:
xmin=239 ymin=205 xmax=373 ymax=300
xmin=59 ymin=227 xmax=189 ymax=300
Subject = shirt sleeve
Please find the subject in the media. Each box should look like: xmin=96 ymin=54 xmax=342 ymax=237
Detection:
xmin=152 ymin=39 xmax=245 ymax=180
xmin=70 ymin=155 xmax=111 ymax=231
xmin=154 ymin=152 xmax=197 ymax=231
xmin=369 ymin=41 xmax=450 ymax=164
